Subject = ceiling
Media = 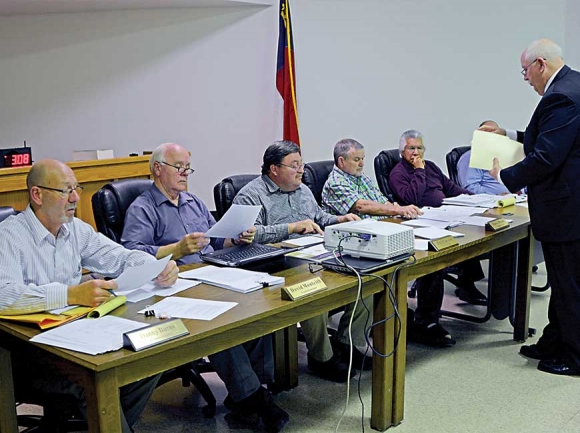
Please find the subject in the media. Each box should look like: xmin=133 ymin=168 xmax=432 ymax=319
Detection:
xmin=0 ymin=0 xmax=270 ymax=16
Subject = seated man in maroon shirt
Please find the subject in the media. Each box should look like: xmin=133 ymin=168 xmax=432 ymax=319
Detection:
xmin=389 ymin=130 xmax=487 ymax=346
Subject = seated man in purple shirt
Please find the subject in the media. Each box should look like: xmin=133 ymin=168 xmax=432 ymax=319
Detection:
xmin=389 ymin=130 xmax=488 ymax=344
xmin=121 ymin=143 xmax=288 ymax=432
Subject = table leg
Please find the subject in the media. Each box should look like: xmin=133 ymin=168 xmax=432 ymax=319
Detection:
xmin=272 ymin=325 xmax=299 ymax=392
xmin=514 ymin=228 xmax=533 ymax=342
xmin=0 ymin=346 xmax=17 ymax=433
xmin=84 ymin=369 xmax=122 ymax=432
xmin=371 ymin=275 xmax=398 ymax=431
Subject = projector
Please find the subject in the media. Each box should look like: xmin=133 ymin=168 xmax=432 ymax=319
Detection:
xmin=324 ymin=219 xmax=415 ymax=260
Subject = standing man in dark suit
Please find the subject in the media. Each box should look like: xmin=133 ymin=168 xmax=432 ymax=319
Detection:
xmin=486 ymin=38 xmax=580 ymax=376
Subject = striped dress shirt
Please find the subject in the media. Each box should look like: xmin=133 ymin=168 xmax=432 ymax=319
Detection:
xmin=233 ymin=175 xmax=338 ymax=244
xmin=0 ymin=206 xmax=155 ymax=315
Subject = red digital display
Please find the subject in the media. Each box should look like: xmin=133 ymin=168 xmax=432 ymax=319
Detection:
xmin=1 ymin=148 xmax=33 ymax=168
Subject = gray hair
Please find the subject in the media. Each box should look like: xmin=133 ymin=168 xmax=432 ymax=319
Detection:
xmin=398 ymin=130 xmax=424 ymax=154
xmin=261 ymin=140 xmax=301 ymax=175
xmin=149 ymin=143 xmax=173 ymax=174
xmin=333 ymin=138 xmax=364 ymax=165
xmin=523 ymin=39 xmax=564 ymax=63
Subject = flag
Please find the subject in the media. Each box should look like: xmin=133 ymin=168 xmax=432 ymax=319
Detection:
xmin=276 ymin=0 xmax=300 ymax=146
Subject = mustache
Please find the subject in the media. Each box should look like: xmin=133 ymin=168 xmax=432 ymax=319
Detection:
xmin=66 ymin=205 xmax=77 ymax=211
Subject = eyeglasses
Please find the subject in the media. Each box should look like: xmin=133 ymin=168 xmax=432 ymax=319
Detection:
xmin=405 ymin=146 xmax=425 ymax=152
xmin=277 ymin=162 xmax=305 ymax=171
xmin=161 ymin=161 xmax=195 ymax=175
xmin=521 ymin=58 xmax=541 ymax=76
xmin=37 ymin=185 xmax=83 ymax=197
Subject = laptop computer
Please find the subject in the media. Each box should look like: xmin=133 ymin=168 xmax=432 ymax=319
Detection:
xmin=318 ymin=252 xmax=412 ymax=274
xmin=200 ymin=243 xmax=301 ymax=267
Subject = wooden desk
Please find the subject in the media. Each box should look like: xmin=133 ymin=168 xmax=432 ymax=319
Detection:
xmin=380 ymin=206 xmax=533 ymax=430
xmin=0 ymin=156 xmax=152 ymax=230
xmin=0 ymin=207 xmax=531 ymax=432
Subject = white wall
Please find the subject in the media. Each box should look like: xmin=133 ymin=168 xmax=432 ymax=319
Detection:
xmin=0 ymin=4 xmax=280 ymax=205
xmin=292 ymin=0 xmax=566 ymax=170
xmin=0 ymin=0 xmax=574 ymax=208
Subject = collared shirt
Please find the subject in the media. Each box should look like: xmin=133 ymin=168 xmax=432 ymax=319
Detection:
xmin=321 ymin=166 xmax=388 ymax=218
xmin=121 ymin=184 xmax=223 ymax=265
xmin=389 ymin=160 xmax=471 ymax=207
xmin=0 ymin=206 xmax=154 ymax=315
xmin=233 ymin=175 xmax=339 ymax=244
xmin=457 ymin=150 xmax=510 ymax=195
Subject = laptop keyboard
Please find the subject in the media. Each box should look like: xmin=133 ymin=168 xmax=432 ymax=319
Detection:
xmin=209 ymin=244 xmax=283 ymax=264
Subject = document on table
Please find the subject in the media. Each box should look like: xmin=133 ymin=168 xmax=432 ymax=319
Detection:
xmin=137 ymin=297 xmax=238 ymax=321
xmin=179 ymin=265 xmax=285 ymax=293
xmin=281 ymin=234 xmax=324 ymax=248
xmin=116 ymin=278 xmax=202 ymax=303
xmin=30 ymin=316 xmax=147 ymax=355
xmin=205 ymin=204 xmax=262 ymax=238
xmin=413 ymin=227 xmax=465 ymax=240
xmin=115 ymin=255 xmax=171 ymax=292
xmin=470 ymin=130 xmax=525 ymax=170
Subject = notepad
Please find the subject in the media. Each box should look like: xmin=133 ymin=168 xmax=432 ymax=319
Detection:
xmin=179 ymin=265 xmax=285 ymax=293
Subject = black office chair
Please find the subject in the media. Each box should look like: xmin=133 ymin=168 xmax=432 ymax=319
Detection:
xmin=445 ymin=145 xmax=471 ymax=185
xmin=213 ymin=174 xmax=260 ymax=219
xmin=0 ymin=205 xmax=18 ymax=222
xmin=373 ymin=149 xmax=401 ymax=202
xmin=302 ymin=160 xmax=334 ymax=205
xmin=92 ymin=179 xmax=216 ymax=418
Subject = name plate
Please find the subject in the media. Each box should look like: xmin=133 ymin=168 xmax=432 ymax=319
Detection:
xmin=485 ymin=218 xmax=510 ymax=232
xmin=428 ymin=235 xmax=459 ymax=252
xmin=123 ymin=318 xmax=189 ymax=351
xmin=281 ymin=277 xmax=327 ymax=301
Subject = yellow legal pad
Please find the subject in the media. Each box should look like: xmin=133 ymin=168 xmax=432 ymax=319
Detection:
xmin=0 ymin=295 xmax=127 ymax=330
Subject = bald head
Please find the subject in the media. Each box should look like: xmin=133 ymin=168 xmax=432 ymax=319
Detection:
xmin=150 ymin=142 xmax=187 ymax=174
xmin=27 ymin=159 xmax=73 ymax=193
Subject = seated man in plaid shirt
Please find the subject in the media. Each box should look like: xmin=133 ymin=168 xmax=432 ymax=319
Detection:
xmin=322 ymin=138 xmax=456 ymax=348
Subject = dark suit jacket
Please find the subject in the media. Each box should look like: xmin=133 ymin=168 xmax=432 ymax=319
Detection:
xmin=501 ymin=65 xmax=580 ymax=242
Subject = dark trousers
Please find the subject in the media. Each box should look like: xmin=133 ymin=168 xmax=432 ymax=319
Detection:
xmin=536 ymin=240 xmax=580 ymax=367
xmin=414 ymin=258 xmax=484 ymax=325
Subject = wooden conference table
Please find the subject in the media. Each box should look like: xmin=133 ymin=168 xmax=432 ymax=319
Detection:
xmin=0 ymin=206 xmax=532 ymax=432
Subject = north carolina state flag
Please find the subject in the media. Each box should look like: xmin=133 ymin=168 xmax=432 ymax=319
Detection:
xmin=276 ymin=0 xmax=300 ymax=146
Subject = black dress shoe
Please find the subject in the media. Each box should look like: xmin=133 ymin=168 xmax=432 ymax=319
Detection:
xmin=332 ymin=341 xmax=373 ymax=371
xmin=307 ymin=353 xmax=355 ymax=382
xmin=519 ymin=344 xmax=548 ymax=360
xmin=538 ymin=359 xmax=580 ymax=376
xmin=224 ymin=387 xmax=289 ymax=433
xmin=454 ymin=284 xmax=487 ymax=306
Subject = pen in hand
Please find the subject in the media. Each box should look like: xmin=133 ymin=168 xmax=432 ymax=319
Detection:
xmin=108 ymin=289 xmax=118 ymax=297
xmin=90 ymin=273 xmax=117 ymax=297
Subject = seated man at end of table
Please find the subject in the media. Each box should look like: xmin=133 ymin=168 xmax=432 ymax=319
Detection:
xmin=121 ymin=142 xmax=288 ymax=433
xmin=0 ymin=159 xmax=179 ymax=433
xmin=233 ymin=140 xmax=373 ymax=380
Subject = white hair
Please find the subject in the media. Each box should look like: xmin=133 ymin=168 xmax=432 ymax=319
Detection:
xmin=523 ymin=39 xmax=564 ymax=63
xmin=398 ymin=130 xmax=424 ymax=154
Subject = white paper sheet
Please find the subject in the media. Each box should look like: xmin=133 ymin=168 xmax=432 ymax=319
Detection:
xmin=30 ymin=316 xmax=147 ymax=355
xmin=470 ymin=130 xmax=525 ymax=170
xmin=413 ymin=227 xmax=465 ymax=240
xmin=205 ymin=204 xmax=262 ymax=238
xmin=137 ymin=297 xmax=238 ymax=321
xmin=115 ymin=278 xmax=201 ymax=303
xmin=115 ymin=255 xmax=171 ymax=292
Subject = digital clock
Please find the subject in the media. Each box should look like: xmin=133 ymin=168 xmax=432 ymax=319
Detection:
xmin=0 ymin=147 xmax=33 ymax=168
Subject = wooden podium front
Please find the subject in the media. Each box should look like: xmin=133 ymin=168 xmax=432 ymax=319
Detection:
xmin=0 ymin=156 xmax=152 ymax=230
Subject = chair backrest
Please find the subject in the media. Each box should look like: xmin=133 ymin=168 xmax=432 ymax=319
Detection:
xmin=0 ymin=206 xmax=18 ymax=223
xmin=91 ymin=179 xmax=153 ymax=243
xmin=445 ymin=145 xmax=471 ymax=185
xmin=373 ymin=149 xmax=401 ymax=202
xmin=302 ymin=160 xmax=335 ymax=205
xmin=213 ymin=174 xmax=260 ymax=220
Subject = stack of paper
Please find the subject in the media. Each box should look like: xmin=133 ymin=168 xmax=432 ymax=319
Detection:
xmin=179 ymin=266 xmax=285 ymax=293
xmin=30 ymin=316 xmax=147 ymax=355
xmin=281 ymin=235 xmax=324 ymax=248
xmin=0 ymin=296 xmax=128 ymax=329
xmin=470 ymin=130 xmax=524 ymax=170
